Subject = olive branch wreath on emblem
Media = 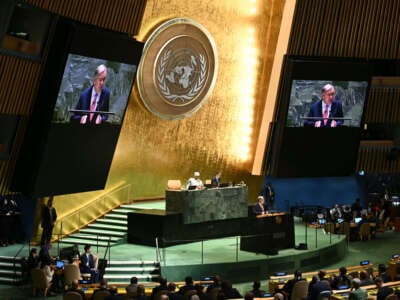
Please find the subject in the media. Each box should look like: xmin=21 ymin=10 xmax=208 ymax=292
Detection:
xmin=156 ymin=50 xmax=207 ymax=103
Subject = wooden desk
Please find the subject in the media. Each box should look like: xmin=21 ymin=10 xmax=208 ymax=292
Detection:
xmin=268 ymin=264 xmax=374 ymax=293
xmin=331 ymin=281 xmax=400 ymax=300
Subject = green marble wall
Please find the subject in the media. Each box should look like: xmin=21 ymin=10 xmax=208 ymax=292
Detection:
xmin=166 ymin=186 xmax=248 ymax=224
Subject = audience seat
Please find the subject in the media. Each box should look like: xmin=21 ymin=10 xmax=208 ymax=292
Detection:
xmin=64 ymin=264 xmax=81 ymax=287
xmin=318 ymin=290 xmax=331 ymax=300
xmin=359 ymin=223 xmax=371 ymax=241
xmin=324 ymin=222 xmax=335 ymax=234
xmin=209 ymin=287 xmax=222 ymax=300
xmin=290 ymin=280 xmax=309 ymax=300
xmin=63 ymin=291 xmax=84 ymax=300
xmin=375 ymin=217 xmax=390 ymax=238
xmin=31 ymin=268 xmax=50 ymax=297
xmin=183 ymin=289 xmax=197 ymax=300
xmin=338 ymin=222 xmax=351 ymax=243
xmin=154 ymin=290 xmax=169 ymax=300
xmin=93 ymin=290 xmax=111 ymax=300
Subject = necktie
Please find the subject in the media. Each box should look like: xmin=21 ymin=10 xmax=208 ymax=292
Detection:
xmin=90 ymin=93 xmax=98 ymax=121
xmin=323 ymin=106 xmax=329 ymax=125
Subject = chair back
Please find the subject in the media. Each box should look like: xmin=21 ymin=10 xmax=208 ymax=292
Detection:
xmin=318 ymin=290 xmax=331 ymax=300
xmin=325 ymin=222 xmax=335 ymax=234
xmin=63 ymin=291 xmax=83 ymax=300
xmin=359 ymin=223 xmax=371 ymax=240
xmin=64 ymin=263 xmax=81 ymax=286
xmin=208 ymin=287 xmax=222 ymax=300
xmin=290 ymin=280 xmax=309 ymax=300
xmin=31 ymin=268 xmax=49 ymax=289
xmin=154 ymin=290 xmax=169 ymax=300
xmin=93 ymin=290 xmax=111 ymax=300
xmin=183 ymin=289 xmax=197 ymax=300
xmin=339 ymin=222 xmax=351 ymax=242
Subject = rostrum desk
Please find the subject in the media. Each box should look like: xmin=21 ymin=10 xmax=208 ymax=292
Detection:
xmin=127 ymin=186 xmax=294 ymax=253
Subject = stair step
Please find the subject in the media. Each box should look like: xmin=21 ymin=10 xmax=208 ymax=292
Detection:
xmin=104 ymin=274 xmax=159 ymax=279
xmin=87 ymin=222 xmax=128 ymax=233
xmin=97 ymin=218 xmax=127 ymax=225
xmin=0 ymin=277 xmax=20 ymax=283
xmin=112 ymin=208 xmax=136 ymax=214
xmin=86 ymin=224 xmax=127 ymax=231
xmin=102 ymin=214 xmax=128 ymax=220
xmin=108 ymin=260 xmax=159 ymax=265
xmin=106 ymin=266 xmax=160 ymax=272
xmin=0 ymin=256 xmax=22 ymax=261
xmin=0 ymin=269 xmax=22 ymax=276
xmin=78 ymin=229 xmax=125 ymax=237
xmin=61 ymin=238 xmax=112 ymax=247
xmin=0 ymin=261 xmax=18 ymax=268
xmin=72 ymin=234 xmax=121 ymax=241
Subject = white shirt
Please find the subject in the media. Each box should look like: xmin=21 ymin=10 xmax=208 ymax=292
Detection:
xmin=186 ymin=177 xmax=203 ymax=189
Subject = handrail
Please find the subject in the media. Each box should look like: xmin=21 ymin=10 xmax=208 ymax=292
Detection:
xmin=12 ymin=243 xmax=26 ymax=283
xmin=55 ymin=183 xmax=131 ymax=239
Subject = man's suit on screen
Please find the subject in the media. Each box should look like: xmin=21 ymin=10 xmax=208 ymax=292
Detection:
xmin=304 ymin=99 xmax=344 ymax=127
xmin=70 ymin=86 xmax=110 ymax=124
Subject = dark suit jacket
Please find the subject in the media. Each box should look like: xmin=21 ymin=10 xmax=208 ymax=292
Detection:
xmin=211 ymin=177 xmax=220 ymax=187
xmin=80 ymin=253 xmax=95 ymax=273
xmin=41 ymin=205 xmax=57 ymax=229
xmin=304 ymin=99 xmax=344 ymax=127
xmin=252 ymin=203 xmax=266 ymax=215
xmin=71 ymin=86 xmax=110 ymax=124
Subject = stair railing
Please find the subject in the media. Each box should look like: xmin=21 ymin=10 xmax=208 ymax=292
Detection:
xmin=55 ymin=183 xmax=132 ymax=240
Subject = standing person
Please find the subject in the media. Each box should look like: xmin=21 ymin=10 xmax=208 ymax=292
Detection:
xmin=211 ymin=171 xmax=222 ymax=187
xmin=70 ymin=64 xmax=110 ymax=125
xmin=304 ymin=84 xmax=344 ymax=128
xmin=252 ymin=196 xmax=267 ymax=216
xmin=40 ymin=198 xmax=57 ymax=246
xmin=263 ymin=182 xmax=275 ymax=210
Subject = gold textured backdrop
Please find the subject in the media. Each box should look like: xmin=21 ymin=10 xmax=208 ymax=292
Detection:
xmin=105 ymin=0 xmax=285 ymax=201
xmin=45 ymin=0 xmax=286 ymax=235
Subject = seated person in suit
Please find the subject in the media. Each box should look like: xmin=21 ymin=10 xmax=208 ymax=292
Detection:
xmin=252 ymin=196 xmax=267 ymax=215
xmin=80 ymin=244 xmax=99 ymax=283
xmin=331 ymin=266 xmax=351 ymax=289
xmin=186 ymin=172 xmax=204 ymax=190
xmin=178 ymin=276 xmax=195 ymax=295
xmin=92 ymin=278 xmax=110 ymax=299
xmin=249 ymin=280 xmax=266 ymax=297
xmin=375 ymin=277 xmax=393 ymax=300
xmin=308 ymin=270 xmax=331 ymax=300
xmin=211 ymin=171 xmax=222 ymax=187
xmin=304 ymin=84 xmax=344 ymax=128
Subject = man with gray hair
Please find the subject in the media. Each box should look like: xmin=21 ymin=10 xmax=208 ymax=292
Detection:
xmin=71 ymin=64 xmax=110 ymax=125
xmin=304 ymin=83 xmax=344 ymax=128
xmin=349 ymin=278 xmax=368 ymax=300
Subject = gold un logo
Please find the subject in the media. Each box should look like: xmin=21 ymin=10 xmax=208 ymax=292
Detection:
xmin=137 ymin=18 xmax=218 ymax=120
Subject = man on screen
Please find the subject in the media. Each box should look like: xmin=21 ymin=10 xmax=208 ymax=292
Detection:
xmin=304 ymin=84 xmax=344 ymax=128
xmin=70 ymin=64 xmax=110 ymax=125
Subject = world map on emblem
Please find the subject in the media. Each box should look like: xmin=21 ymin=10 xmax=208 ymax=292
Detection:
xmin=136 ymin=18 xmax=218 ymax=120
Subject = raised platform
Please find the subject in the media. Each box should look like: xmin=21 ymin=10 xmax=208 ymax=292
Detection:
xmin=125 ymin=202 xmax=347 ymax=282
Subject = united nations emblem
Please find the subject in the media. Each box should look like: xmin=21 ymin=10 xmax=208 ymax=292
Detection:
xmin=137 ymin=18 xmax=218 ymax=120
